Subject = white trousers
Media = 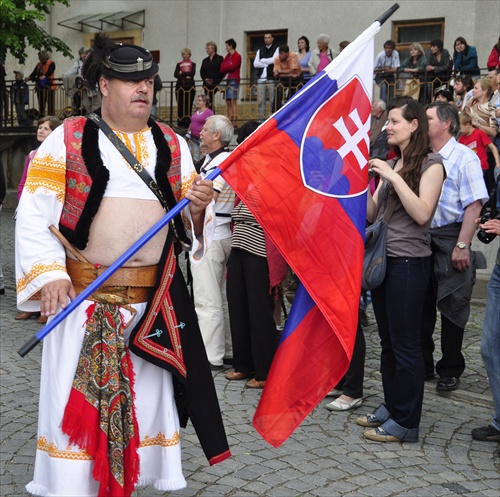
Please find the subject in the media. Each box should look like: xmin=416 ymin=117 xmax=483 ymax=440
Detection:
xmin=26 ymin=301 xmax=186 ymax=497
xmin=192 ymin=237 xmax=232 ymax=365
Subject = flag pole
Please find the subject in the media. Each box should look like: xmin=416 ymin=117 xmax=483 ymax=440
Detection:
xmin=376 ymin=3 xmax=399 ymax=25
xmin=18 ymin=167 xmax=224 ymax=357
xmin=18 ymin=4 xmax=401 ymax=358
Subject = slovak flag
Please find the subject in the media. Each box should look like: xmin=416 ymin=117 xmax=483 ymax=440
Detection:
xmin=219 ymin=21 xmax=379 ymax=447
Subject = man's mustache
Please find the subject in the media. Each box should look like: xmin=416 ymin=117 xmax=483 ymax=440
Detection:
xmin=131 ymin=94 xmax=151 ymax=104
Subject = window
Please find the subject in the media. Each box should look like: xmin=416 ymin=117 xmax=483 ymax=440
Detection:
xmin=393 ymin=19 xmax=445 ymax=61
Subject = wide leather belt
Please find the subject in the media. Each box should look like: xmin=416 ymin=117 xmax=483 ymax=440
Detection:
xmin=66 ymin=257 xmax=158 ymax=305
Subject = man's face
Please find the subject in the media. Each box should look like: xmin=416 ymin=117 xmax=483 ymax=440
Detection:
xmin=426 ymin=107 xmax=449 ymax=142
xmin=100 ymin=76 xmax=155 ymax=124
xmin=453 ymin=80 xmax=465 ymax=96
xmin=199 ymin=123 xmax=220 ymax=153
xmin=279 ymin=51 xmax=288 ymax=62
xmin=371 ymin=102 xmax=383 ymax=118
xmin=264 ymin=34 xmax=273 ymax=46
xmin=384 ymin=44 xmax=394 ymax=57
xmin=488 ymin=70 xmax=498 ymax=88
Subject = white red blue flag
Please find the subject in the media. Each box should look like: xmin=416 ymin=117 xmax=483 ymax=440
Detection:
xmin=219 ymin=21 xmax=379 ymax=447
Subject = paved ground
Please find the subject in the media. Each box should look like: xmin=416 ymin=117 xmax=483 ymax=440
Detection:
xmin=1 ymin=207 xmax=499 ymax=497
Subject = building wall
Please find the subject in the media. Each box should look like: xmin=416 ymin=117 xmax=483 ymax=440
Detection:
xmin=5 ymin=0 xmax=499 ymax=81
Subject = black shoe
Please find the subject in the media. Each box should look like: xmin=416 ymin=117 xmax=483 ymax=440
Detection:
xmin=209 ymin=363 xmax=223 ymax=371
xmin=471 ymin=425 xmax=500 ymax=442
xmin=436 ymin=376 xmax=459 ymax=391
xmin=425 ymin=373 xmax=435 ymax=381
xmin=0 ymin=288 xmax=4 ymax=295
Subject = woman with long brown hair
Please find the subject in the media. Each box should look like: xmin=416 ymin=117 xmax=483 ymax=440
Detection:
xmin=357 ymin=98 xmax=445 ymax=443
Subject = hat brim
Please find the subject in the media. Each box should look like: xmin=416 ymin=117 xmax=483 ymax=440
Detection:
xmin=102 ymin=61 xmax=158 ymax=81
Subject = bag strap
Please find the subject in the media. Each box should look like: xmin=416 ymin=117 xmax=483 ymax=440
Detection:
xmin=381 ymin=159 xmax=399 ymax=222
xmin=87 ymin=113 xmax=169 ymax=210
xmin=87 ymin=113 xmax=191 ymax=250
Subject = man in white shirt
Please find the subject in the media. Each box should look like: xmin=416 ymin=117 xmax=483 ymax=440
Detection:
xmin=374 ymin=40 xmax=400 ymax=103
xmin=254 ymin=33 xmax=279 ymax=122
xmin=453 ymin=75 xmax=474 ymax=111
xmin=421 ymin=103 xmax=488 ymax=392
xmin=193 ymin=115 xmax=235 ymax=369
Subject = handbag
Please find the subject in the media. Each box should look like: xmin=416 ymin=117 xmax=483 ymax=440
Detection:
xmin=362 ymin=195 xmax=397 ymax=291
xmin=403 ymin=78 xmax=420 ymax=100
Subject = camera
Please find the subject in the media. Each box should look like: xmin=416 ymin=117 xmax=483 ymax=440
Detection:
xmin=477 ymin=206 xmax=500 ymax=243
xmin=75 ymin=76 xmax=89 ymax=90
xmin=477 ymin=180 xmax=500 ymax=244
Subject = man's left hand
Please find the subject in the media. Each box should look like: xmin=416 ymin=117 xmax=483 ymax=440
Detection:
xmin=451 ymin=246 xmax=471 ymax=272
xmin=187 ymin=174 xmax=213 ymax=216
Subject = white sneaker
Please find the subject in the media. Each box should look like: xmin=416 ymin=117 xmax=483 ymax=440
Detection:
xmin=326 ymin=397 xmax=363 ymax=411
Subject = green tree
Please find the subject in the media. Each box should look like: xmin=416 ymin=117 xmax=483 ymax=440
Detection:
xmin=0 ymin=0 xmax=73 ymax=63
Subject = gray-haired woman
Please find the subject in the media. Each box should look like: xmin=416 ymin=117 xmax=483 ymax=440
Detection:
xmin=308 ymin=33 xmax=338 ymax=76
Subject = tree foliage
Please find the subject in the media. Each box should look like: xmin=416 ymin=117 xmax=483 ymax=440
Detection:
xmin=0 ymin=0 xmax=73 ymax=64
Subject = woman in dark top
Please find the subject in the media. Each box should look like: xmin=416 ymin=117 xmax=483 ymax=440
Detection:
xmin=200 ymin=41 xmax=223 ymax=109
xmin=425 ymin=39 xmax=452 ymax=82
xmin=359 ymin=99 xmax=445 ymax=443
xmin=453 ymin=37 xmax=480 ymax=76
xmin=174 ymin=47 xmax=196 ymax=128
xmin=425 ymin=39 xmax=452 ymax=103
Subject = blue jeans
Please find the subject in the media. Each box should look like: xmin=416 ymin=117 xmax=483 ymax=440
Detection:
xmin=481 ymin=262 xmax=500 ymax=432
xmin=371 ymin=256 xmax=431 ymax=442
xmin=378 ymin=79 xmax=395 ymax=103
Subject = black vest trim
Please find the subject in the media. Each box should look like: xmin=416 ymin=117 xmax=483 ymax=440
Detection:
xmin=149 ymin=119 xmax=191 ymax=247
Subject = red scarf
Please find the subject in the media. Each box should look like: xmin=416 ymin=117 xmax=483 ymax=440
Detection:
xmin=61 ymin=302 xmax=140 ymax=497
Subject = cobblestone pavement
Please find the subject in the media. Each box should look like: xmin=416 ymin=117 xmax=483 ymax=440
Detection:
xmin=1 ymin=208 xmax=499 ymax=497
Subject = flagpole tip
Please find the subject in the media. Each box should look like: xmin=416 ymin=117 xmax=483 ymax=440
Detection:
xmin=376 ymin=3 xmax=400 ymax=25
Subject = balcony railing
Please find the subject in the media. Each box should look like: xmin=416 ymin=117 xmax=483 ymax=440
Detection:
xmin=0 ymin=71 xmax=489 ymax=130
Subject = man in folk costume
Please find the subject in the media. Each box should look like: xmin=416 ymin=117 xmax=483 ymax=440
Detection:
xmin=15 ymin=33 xmax=230 ymax=497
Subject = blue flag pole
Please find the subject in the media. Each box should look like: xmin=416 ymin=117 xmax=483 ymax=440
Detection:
xmin=18 ymin=167 xmax=223 ymax=357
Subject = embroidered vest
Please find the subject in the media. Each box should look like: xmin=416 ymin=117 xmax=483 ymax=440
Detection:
xmin=60 ymin=116 xmax=183 ymax=249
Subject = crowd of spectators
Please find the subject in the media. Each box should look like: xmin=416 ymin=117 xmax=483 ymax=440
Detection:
xmin=3 ymin=29 xmax=500 ymax=470
xmin=2 ymin=34 xmax=498 ymax=131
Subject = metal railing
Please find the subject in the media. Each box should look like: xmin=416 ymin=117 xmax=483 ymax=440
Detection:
xmin=0 ymin=71 xmax=490 ymax=130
